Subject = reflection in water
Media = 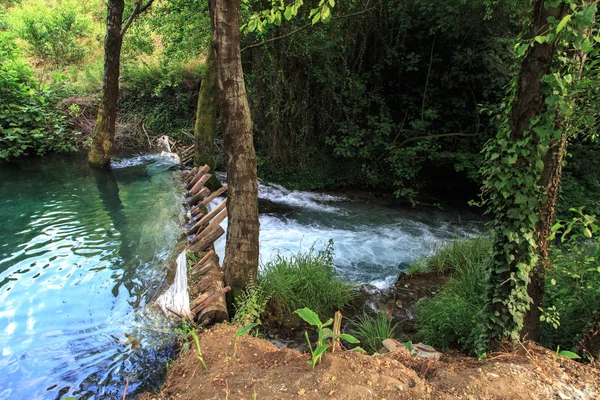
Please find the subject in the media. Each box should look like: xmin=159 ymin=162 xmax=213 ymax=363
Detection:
xmin=0 ymin=155 xmax=183 ymax=400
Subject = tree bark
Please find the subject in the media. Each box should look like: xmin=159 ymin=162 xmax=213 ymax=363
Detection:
xmin=489 ymin=0 xmax=567 ymax=342
xmin=209 ymin=0 xmax=260 ymax=302
xmin=88 ymin=0 xmax=124 ymax=168
xmin=523 ymin=134 xmax=567 ymax=340
xmin=194 ymin=50 xmax=222 ymax=190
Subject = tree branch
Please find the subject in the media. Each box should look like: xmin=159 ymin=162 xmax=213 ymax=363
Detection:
xmin=397 ymin=132 xmax=481 ymax=148
xmin=241 ymin=3 xmax=379 ymax=53
xmin=121 ymin=0 xmax=154 ymax=37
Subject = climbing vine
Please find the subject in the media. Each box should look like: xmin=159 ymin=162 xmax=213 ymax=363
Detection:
xmin=479 ymin=0 xmax=599 ymax=349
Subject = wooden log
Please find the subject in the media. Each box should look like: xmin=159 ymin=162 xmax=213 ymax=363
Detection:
xmin=191 ymin=250 xmax=216 ymax=272
xmin=186 ymin=186 xmax=210 ymax=207
xmin=189 ymin=253 xmax=228 ymax=325
xmin=183 ymin=167 xmax=198 ymax=182
xmin=188 ymin=224 xmax=225 ymax=252
xmin=199 ymin=185 xmax=227 ymax=207
xmin=190 ymin=204 xmax=206 ymax=218
xmin=189 ymin=173 xmax=212 ymax=196
xmin=186 ymin=165 xmax=210 ymax=190
xmin=186 ymin=200 xmax=226 ymax=236
xmin=210 ymin=208 xmax=227 ymax=226
xmin=191 ymin=286 xmax=230 ymax=315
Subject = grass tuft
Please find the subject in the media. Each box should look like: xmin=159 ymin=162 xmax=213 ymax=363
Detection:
xmin=350 ymin=311 xmax=399 ymax=354
xmin=260 ymin=240 xmax=356 ymax=320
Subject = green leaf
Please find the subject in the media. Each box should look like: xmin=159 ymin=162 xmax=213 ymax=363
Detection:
xmin=328 ymin=0 xmax=335 ymax=7
xmin=556 ymin=14 xmax=571 ymax=34
xmin=338 ymin=333 xmax=360 ymax=344
xmin=312 ymin=12 xmax=321 ymax=24
xmin=295 ymin=308 xmax=322 ymax=327
xmin=558 ymin=350 xmax=581 ymax=359
xmin=313 ymin=344 xmax=330 ymax=360
xmin=321 ymin=5 xmax=331 ymax=23
xmin=284 ymin=6 xmax=293 ymax=20
xmin=235 ymin=322 xmax=259 ymax=338
xmin=584 ymin=227 xmax=592 ymax=238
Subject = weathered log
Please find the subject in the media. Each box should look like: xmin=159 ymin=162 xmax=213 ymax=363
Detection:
xmin=191 ymin=250 xmax=216 ymax=272
xmin=199 ymin=185 xmax=227 ymax=207
xmin=183 ymin=167 xmax=198 ymax=182
xmin=186 ymin=165 xmax=210 ymax=189
xmin=186 ymin=187 xmax=210 ymax=207
xmin=211 ymin=208 xmax=227 ymax=227
xmin=188 ymin=224 xmax=225 ymax=252
xmin=190 ymin=204 xmax=206 ymax=218
xmin=191 ymin=286 xmax=230 ymax=315
xmin=189 ymin=173 xmax=212 ymax=196
xmin=186 ymin=200 xmax=226 ymax=236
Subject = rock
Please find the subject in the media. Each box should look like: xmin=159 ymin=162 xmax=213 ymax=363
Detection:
xmin=382 ymin=339 xmax=411 ymax=356
xmin=411 ymin=343 xmax=442 ymax=360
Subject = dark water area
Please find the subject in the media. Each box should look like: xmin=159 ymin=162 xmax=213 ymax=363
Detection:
xmin=0 ymin=155 xmax=184 ymax=400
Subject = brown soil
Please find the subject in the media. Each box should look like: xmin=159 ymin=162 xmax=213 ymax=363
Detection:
xmin=139 ymin=324 xmax=600 ymax=400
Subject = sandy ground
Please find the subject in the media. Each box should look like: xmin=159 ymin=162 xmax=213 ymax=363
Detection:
xmin=139 ymin=324 xmax=600 ymax=400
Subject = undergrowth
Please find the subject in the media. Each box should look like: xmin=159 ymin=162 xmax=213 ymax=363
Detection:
xmin=415 ymin=236 xmax=491 ymax=353
xmin=350 ymin=311 xmax=399 ymax=354
xmin=259 ymin=240 xmax=356 ymax=320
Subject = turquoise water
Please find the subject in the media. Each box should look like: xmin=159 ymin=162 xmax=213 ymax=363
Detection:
xmin=0 ymin=155 xmax=184 ymax=400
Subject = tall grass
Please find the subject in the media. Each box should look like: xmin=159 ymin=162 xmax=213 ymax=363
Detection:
xmin=409 ymin=235 xmax=491 ymax=275
xmin=260 ymin=240 xmax=356 ymax=319
xmin=350 ymin=311 xmax=399 ymax=354
xmin=415 ymin=236 xmax=492 ymax=353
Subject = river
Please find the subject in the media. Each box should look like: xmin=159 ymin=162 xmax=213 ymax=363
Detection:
xmin=0 ymin=156 xmax=482 ymax=399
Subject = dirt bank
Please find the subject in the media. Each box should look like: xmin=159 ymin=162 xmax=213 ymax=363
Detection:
xmin=139 ymin=324 xmax=599 ymax=400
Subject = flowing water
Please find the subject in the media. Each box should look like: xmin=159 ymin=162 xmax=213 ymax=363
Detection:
xmin=0 ymin=155 xmax=184 ymax=400
xmin=0 ymin=156 xmax=483 ymax=400
xmin=214 ymin=178 xmax=484 ymax=288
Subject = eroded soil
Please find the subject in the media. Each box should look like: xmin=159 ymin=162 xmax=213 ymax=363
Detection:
xmin=139 ymin=324 xmax=600 ymax=400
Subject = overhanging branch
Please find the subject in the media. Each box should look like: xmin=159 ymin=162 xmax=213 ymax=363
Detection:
xmin=121 ymin=0 xmax=154 ymax=37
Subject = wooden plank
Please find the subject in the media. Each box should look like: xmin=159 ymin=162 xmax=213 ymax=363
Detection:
xmin=199 ymin=185 xmax=227 ymax=207
xmin=189 ymin=173 xmax=212 ymax=196
xmin=188 ymin=224 xmax=225 ymax=252
xmin=186 ymin=200 xmax=226 ymax=236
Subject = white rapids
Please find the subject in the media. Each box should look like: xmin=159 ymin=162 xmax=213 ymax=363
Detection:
xmin=210 ymin=176 xmax=483 ymax=289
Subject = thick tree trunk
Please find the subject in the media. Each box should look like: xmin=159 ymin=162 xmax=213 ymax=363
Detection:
xmin=209 ymin=0 xmax=260 ymax=301
xmin=88 ymin=0 xmax=124 ymax=168
xmin=489 ymin=0 xmax=567 ymax=342
xmin=194 ymin=51 xmax=222 ymax=190
xmin=523 ymin=134 xmax=567 ymax=340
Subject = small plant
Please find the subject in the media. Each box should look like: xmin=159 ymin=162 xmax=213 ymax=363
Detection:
xmin=350 ymin=311 xmax=399 ymax=354
xmin=295 ymin=307 xmax=360 ymax=368
xmin=553 ymin=346 xmax=581 ymax=361
xmin=190 ymin=329 xmax=208 ymax=370
xmin=232 ymin=323 xmax=259 ymax=359
xmin=233 ymin=283 xmax=270 ymax=326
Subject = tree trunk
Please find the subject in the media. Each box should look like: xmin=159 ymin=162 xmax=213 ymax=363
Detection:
xmin=209 ymin=0 xmax=260 ymax=302
xmin=88 ymin=0 xmax=124 ymax=169
xmin=488 ymin=0 xmax=568 ymax=342
xmin=194 ymin=50 xmax=222 ymax=190
xmin=523 ymin=134 xmax=567 ymax=340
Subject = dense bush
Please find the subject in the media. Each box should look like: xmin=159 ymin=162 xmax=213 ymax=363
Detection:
xmin=259 ymin=241 xmax=356 ymax=319
xmin=541 ymin=241 xmax=600 ymax=355
xmin=0 ymin=32 xmax=76 ymax=160
xmin=8 ymin=0 xmax=93 ymax=69
xmin=415 ymin=235 xmax=600 ymax=357
xmin=415 ymin=237 xmax=490 ymax=353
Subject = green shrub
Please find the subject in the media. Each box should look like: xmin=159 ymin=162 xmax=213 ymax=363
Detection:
xmin=541 ymin=240 xmax=600 ymax=354
xmin=0 ymin=32 xmax=76 ymax=160
xmin=260 ymin=240 xmax=356 ymax=319
xmin=350 ymin=311 xmax=399 ymax=354
xmin=232 ymin=283 xmax=270 ymax=326
xmin=409 ymin=235 xmax=492 ymax=275
xmin=415 ymin=236 xmax=490 ymax=354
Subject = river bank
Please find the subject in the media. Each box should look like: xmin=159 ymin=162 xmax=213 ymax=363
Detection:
xmin=141 ymin=323 xmax=600 ymax=400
